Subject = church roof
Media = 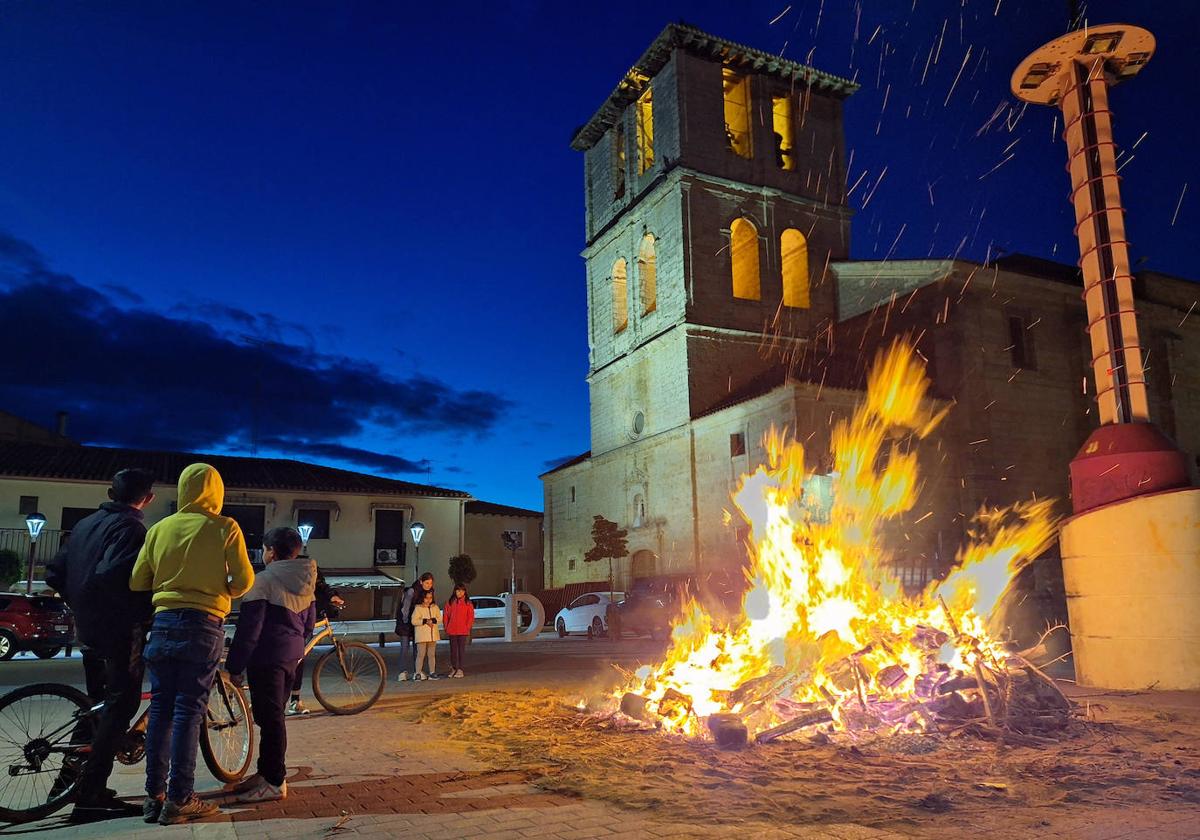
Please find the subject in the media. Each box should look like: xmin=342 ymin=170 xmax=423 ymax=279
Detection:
xmin=570 ymin=23 xmax=859 ymax=152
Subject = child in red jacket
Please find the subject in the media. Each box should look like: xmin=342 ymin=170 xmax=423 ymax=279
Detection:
xmin=443 ymin=585 xmax=475 ymax=678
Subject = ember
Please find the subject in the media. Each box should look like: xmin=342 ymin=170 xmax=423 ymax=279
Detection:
xmin=599 ymin=341 xmax=1065 ymax=745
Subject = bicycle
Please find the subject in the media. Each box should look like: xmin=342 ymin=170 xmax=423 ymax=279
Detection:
xmin=0 ymin=670 xmax=253 ymax=824
xmin=304 ymin=617 xmax=386 ymax=715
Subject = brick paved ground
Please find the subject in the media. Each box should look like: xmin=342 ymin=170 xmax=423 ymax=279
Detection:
xmin=6 ymin=643 xmax=1199 ymax=839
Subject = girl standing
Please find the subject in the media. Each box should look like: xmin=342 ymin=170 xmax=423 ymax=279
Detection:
xmin=410 ymin=590 xmax=442 ymax=680
xmin=443 ymin=586 xmax=475 ymax=678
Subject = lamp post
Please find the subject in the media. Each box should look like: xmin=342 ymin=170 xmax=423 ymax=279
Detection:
xmin=24 ymin=513 xmax=46 ymax=595
xmin=501 ymin=532 xmax=519 ymax=594
xmin=409 ymin=521 xmax=425 ymax=578
xmin=298 ymin=523 xmax=315 ymax=557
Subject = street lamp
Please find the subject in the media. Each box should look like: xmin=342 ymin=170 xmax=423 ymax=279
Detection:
xmin=24 ymin=513 xmax=46 ymax=595
xmin=501 ymin=532 xmax=519 ymax=594
xmin=409 ymin=521 xmax=425 ymax=577
xmin=298 ymin=523 xmax=315 ymax=555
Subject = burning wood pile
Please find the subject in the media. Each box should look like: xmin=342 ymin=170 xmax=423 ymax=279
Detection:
xmin=587 ymin=342 xmax=1072 ymax=749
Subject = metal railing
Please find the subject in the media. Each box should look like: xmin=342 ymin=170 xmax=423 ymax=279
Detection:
xmin=0 ymin=528 xmax=65 ymax=583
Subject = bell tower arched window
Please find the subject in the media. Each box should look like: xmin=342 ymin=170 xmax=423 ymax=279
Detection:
xmin=730 ymin=218 xmax=761 ymax=301
xmin=638 ymin=234 xmax=657 ymax=314
xmin=781 ymin=228 xmax=811 ymax=308
xmin=612 ymin=258 xmax=628 ymax=333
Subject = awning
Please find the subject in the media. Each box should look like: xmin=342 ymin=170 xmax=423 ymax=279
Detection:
xmin=324 ymin=574 xmax=407 ymax=589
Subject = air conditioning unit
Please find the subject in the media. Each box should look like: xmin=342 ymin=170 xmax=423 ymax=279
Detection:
xmin=375 ymin=548 xmax=399 ymax=565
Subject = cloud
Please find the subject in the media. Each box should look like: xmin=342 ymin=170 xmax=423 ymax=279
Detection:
xmin=256 ymin=437 xmax=432 ymax=475
xmin=542 ymin=453 xmax=585 ymax=470
xmin=0 ymin=231 xmax=511 ymax=475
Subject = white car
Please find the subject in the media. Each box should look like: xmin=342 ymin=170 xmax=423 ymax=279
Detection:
xmin=469 ymin=593 xmax=532 ymax=637
xmin=554 ymin=592 xmax=625 ymax=638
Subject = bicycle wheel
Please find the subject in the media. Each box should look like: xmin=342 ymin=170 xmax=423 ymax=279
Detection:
xmin=0 ymin=683 xmax=93 ymax=824
xmin=199 ymin=673 xmax=254 ymax=784
xmin=312 ymin=641 xmax=386 ymax=715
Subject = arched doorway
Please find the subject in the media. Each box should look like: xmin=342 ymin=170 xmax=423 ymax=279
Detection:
xmin=630 ymin=550 xmax=657 ymax=580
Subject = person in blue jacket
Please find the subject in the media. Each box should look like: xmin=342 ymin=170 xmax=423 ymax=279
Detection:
xmin=225 ymin=527 xmax=315 ymax=803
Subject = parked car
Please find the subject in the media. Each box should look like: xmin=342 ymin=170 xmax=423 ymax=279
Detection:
xmin=469 ymin=593 xmax=533 ymax=637
xmin=0 ymin=593 xmax=74 ymax=660
xmin=554 ymin=591 xmax=624 ymax=638
xmin=608 ymin=575 xmax=698 ymax=641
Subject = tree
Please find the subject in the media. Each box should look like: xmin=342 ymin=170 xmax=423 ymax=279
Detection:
xmin=0 ymin=549 xmax=20 ymax=591
xmin=447 ymin=554 xmax=477 ymax=587
xmin=584 ymin=515 xmax=628 ymax=597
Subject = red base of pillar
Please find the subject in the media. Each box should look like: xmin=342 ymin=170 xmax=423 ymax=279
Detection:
xmin=1069 ymin=423 xmax=1192 ymax=514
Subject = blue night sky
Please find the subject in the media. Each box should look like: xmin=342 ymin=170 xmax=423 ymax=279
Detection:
xmin=1 ymin=1 xmax=1196 ymax=509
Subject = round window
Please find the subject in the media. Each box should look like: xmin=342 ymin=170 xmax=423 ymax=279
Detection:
xmin=632 ymin=411 xmax=646 ymax=436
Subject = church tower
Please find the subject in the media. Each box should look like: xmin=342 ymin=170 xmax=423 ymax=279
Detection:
xmin=571 ymin=24 xmax=858 ymax=459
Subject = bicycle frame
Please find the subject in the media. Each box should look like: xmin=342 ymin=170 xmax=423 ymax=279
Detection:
xmin=305 ymin=617 xmax=336 ymax=656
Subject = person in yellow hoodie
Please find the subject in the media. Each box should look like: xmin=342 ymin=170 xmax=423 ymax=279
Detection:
xmin=130 ymin=463 xmax=254 ymax=825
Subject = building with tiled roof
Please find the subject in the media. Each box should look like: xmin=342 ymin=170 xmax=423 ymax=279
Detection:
xmin=1 ymin=438 xmax=543 ymax=617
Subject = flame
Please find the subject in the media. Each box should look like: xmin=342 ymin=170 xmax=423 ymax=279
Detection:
xmin=615 ymin=341 xmax=1058 ymax=737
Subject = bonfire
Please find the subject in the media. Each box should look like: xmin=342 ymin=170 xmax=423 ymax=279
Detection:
xmin=600 ymin=341 xmax=1071 ymax=747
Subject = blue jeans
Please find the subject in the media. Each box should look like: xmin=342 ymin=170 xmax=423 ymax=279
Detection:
xmin=143 ymin=609 xmax=225 ymax=802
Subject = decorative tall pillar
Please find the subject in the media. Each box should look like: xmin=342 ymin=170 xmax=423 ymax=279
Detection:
xmin=1012 ymin=25 xmax=1199 ymax=690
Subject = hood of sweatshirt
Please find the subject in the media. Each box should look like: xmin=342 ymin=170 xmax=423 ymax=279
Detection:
xmin=178 ymin=463 xmax=224 ymax=516
xmin=242 ymin=557 xmax=316 ymax=613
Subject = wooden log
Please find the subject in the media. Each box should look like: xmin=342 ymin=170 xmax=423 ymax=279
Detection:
xmin=620 ymin=693 xmax=650 ymax=720
xmin=707 ymin=713 xmax=748 ymax=749
xmin=754 ymin=709 xmax=834 ymax=744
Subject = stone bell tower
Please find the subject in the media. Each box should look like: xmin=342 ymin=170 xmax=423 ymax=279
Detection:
xmin=570 ymin=23 xmax=859 ymax=459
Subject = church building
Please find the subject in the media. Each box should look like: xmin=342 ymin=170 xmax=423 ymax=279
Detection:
xmin=541 ymin=24 xmax=1200 ymax=596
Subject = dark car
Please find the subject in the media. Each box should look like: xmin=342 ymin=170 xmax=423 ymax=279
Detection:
xmin=608 ymin=575 xmax=698 ymax=641
xmin=0 ymin=593 xmax=74 ymax=660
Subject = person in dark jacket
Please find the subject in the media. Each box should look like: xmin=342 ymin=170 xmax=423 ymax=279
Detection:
xmin=225 ymin=527 xmax=315 ymax=803
xmin=393 ymin=572 xmax=434 ymax=682
xmin=45 ymin=468 xmax=156 ymax=823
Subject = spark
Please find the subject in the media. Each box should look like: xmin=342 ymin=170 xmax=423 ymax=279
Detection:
xmin=1171 ymin=183 xmax=1187 ymax=226
xmin=933 ymin=18 xmax=947 ymax=64
xmin=968 ymin=438 xmax=988 ymax=446
xmin=769 ymin=4 xmax=791 ymax=25
xmin=978 ymin=153 xmax=1016 ymax=180
xmin=1131 ymin=131 xmax=1149 ymax=151
xmin=861 ymin=166 xmax=888 ymax=208
xmin=1116 ymin=154 xmax=1135 ymax=172
xmin=1179 ymin=300 xmax=1197 ymax=328
xmin=943 ymin=46 xmax=972 ymax=107
xmin=846 ymin=168 xmax=869 ymax=197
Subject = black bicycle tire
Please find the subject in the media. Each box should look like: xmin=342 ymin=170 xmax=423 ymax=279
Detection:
xmin=0 ymin=682 xmax=93 ymax=824
xmin=199 ymin=674 xmax=254 ymax=783
xmin=312 ymin=642 xmax=386 ymax=715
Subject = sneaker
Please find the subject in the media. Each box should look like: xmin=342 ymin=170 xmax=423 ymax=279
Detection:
xmin=158 ymin=795 xmax=220 ymax=825
xmin=286 ymin=699 xmax=309 ymax=716
xmin=222 ymin=773 xmax=262 ymax=794
xmin=396 ymin=671 xmax=409 ymax=682
xmin=416 ymin=673 xmax=428 ymax=681
xmin=142 ymin=795 xmax=164 ymax=824
xmin=452 ymin=669 xmax=464 ymax=678
xmin=429 ymin=672 xmax=440 ymax=680
xmin=232 ymin=779 xmax=287 ymax=804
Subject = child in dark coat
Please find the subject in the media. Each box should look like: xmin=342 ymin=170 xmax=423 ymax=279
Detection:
xmin=226 ymin=527 xmax=316 ymax=803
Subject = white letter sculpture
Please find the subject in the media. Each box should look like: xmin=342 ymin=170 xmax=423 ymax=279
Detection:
xmin=504 ymin=593 xmax=545 ymax=642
